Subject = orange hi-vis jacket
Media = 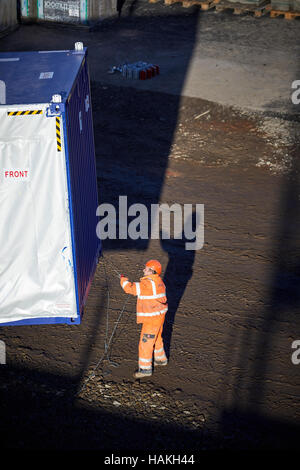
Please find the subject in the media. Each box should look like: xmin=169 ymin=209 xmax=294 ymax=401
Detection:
xmin=120 ymin=274 xmax=168 ymax=324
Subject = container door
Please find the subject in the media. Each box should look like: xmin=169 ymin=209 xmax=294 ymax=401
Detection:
xmin=0 ymin=131 xmax=77 ymax=324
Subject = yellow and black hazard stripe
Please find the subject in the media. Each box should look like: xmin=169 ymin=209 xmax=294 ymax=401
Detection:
xmin=56 ymin=116 xmax=61 ymax=152
xmin=7 ymin=110 xmax=43 ymax=116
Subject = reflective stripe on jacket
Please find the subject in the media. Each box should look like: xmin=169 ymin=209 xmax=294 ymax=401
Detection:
xmin=120 ymin=274 xmax=168 ymax=324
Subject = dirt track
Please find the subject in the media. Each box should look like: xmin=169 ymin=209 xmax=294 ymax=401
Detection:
xmin=0 ymin=0 xmax=300 ymax=455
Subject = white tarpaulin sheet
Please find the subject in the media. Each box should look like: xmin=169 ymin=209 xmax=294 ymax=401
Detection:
xmin=0 ymin=105 xmax=77 ymax=323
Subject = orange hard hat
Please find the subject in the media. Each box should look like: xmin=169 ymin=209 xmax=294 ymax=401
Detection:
xmin=146 ymin=259 xmax=162 ymax=275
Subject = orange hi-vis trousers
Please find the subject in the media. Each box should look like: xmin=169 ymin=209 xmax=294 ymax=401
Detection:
xmin=138 ymin=315 xmax=167 ymax=371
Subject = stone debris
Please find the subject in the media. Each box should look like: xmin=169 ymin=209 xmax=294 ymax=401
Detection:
xmin=255 ymin=116 xmax=300 ymax=175
xmin=77 ymin=372 xmax=205 ymax=431
xmin=165 ymin=95 xmax=300 ymax=176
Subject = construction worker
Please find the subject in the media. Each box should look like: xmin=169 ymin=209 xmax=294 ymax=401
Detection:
xmin=120 ymin=260 xmax=168 ymax=378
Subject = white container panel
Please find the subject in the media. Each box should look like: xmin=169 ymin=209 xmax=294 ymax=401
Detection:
xmin=0 ymin=105 xmax=77 ymax=324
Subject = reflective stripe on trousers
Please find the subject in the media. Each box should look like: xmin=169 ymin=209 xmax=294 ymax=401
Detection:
xmin=138 ymin=317 xmax=167 ymax=370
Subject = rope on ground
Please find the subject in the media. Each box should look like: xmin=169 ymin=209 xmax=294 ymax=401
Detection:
xmin=78 ymin=253 xmax=130 ymax=394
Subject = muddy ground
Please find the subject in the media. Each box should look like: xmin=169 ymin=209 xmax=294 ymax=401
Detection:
xmin=0 ymin=0 xmax=300 ymax=457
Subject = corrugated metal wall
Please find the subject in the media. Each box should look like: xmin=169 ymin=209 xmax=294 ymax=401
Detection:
xmin=65 ymin=55 xmax=101 ymax=315
xmin=0 ymin=0 xmax=18 ymax=37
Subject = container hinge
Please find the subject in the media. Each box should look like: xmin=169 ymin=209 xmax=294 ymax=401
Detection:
xmin=46 ymin=94 xmax=65 ymax=117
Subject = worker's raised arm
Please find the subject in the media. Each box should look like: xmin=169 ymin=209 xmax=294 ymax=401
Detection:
xmin=120 ymin=276 xmax=140 ymax=296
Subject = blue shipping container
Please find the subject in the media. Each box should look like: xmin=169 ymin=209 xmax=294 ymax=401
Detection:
xmin=0 ymin=43 xmax=101 ymax=326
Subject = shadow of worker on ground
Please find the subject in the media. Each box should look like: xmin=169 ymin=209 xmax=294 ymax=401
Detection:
xmin=160 ymin=213 xmax=197 ymax=359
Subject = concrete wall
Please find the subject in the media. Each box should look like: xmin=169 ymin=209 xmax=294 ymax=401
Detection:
xmin=271 ymin=0 xmax=300 ymax=9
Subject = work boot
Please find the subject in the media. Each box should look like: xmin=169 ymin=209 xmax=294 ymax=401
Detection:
xmin=133 ymin=369 xmax=152 ymax=378
xmin=154 ymin=359 xmax=168 ymax=366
